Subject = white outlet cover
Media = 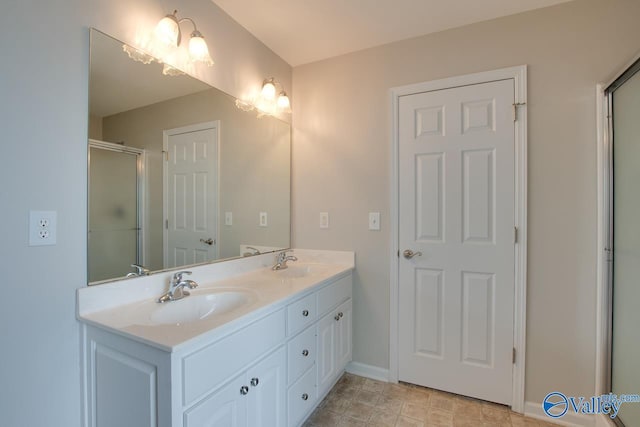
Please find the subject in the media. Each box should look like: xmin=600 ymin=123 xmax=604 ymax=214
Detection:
xmin=225 ymin=212 xmax=233 ymax=226
xmin=369 ymin=212 xmax=381 ymax=231
xmin=259 ymin=212 xmax=268 ymax=227
xmin=29 ymin=210 xmax=57 ymax=246
xmin=320 ymin=212 xmax=329 ymax=229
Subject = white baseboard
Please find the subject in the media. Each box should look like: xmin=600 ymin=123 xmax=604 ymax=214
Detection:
xmin=345 ymin=361 xmax=390 ymax=382
xmin=525 ymin=401 xmax=595 ymax=427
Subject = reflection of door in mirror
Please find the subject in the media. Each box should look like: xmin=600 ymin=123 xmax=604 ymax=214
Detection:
xmin=88 ymin=141 xmax=144 ymax=282
xmin=164 ymin=122 xmax=219 ymax=268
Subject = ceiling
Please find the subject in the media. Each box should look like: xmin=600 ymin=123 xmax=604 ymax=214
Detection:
xmin=213 ymin=0 xmax=573 ymax=66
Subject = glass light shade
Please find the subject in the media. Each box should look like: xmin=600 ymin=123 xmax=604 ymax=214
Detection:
xmin=189 ymin=32 xmax=214 ymax=65
xmin=277 ymin=92 xmax=291 ymax=111
xmin=261 ymin=80 xmax=277 ymax=100
xmin=154 ymin=14 xmax=180 ymax=46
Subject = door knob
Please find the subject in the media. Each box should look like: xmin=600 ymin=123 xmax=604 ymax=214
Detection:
xmin=403 ymin=249 xmax=422 ymax=259
xmin=250 ymin=377 xmax=259 ymax=387
xmin=200 ymin=238 xmax=214 ymax=246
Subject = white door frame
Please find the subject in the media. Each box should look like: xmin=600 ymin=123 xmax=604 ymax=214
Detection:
xmin=389 ymin=65 xmax=528 ymax=413
xmin=163 ymin=121 xmax=221 ymax=267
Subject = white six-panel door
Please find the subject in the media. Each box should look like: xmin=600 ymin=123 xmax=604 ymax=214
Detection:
xmin=398 ymin=79 xmax=515 ymax=405
xmin=165 ymin=123 xmax=219 ymax=268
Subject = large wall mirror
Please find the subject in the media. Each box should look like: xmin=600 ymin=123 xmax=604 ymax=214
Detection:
xmin=88 ymin=29 xmax=291 ymax=284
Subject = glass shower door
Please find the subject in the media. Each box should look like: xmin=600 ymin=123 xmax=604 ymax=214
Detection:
xmin=88 ymin=145 xmax=140 ymax=282
xmin=611 ymin=66 xmax=640 ymax=427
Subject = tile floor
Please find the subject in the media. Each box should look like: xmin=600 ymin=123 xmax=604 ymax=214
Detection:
xmin=303 ymin=373 xmax=559 ymax=427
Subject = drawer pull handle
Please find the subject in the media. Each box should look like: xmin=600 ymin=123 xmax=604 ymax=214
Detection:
xmin=250 ymin=377 xmax=259 ymax=387
xmin=240 ymin=386 xmax=249 ymax=395
xmin=302 ymin=393 xmax=309 ymax=401
xmin=335 ymin=315 xmax=340 ymax=321
xmin=302 ymin=309 xmax=309 ymax=317
xmin=302 ymin=349 xmax=309 ymax=357
xmin=338 ymin=312 xmax=344 ymax=318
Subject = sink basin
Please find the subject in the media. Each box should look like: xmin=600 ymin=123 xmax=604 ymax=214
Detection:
xmin=150 ymin=290 xmax=254 ymax=325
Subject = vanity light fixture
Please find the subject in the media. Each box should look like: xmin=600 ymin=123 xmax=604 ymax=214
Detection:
xmin=236 ymin=77 xmax=291 ymax=116
xmin=154 ymin=10 xmax=214 ymax=66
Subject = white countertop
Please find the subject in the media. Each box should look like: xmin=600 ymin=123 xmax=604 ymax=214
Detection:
xmin=77 ymin=249 xmax=354 ymax=352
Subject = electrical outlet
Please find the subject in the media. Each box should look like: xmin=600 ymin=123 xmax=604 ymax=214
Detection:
xmin=225 ymin=212 xmax=233 ymax=226
xmin=320 ymin=212 xmax=329 ymax=229
xmin=369 ymin=212 xmax=381 ymax=231
xmin=259 ymin=212 xmax=268 ymax=227
xmin=29 ymin=210 xmax=57 ymax=246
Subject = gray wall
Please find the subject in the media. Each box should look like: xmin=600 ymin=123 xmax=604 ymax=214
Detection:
xmin=0 ymin=0 xmax=290 ymax=425
xmin=291 ymin=0 xmax=640 ymax=404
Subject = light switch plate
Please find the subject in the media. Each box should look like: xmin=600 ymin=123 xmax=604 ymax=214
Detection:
xmin=320 ymin=212 xmax=329 ymax=229
xmin=225 ymin=212 xmax=233 ymax=226
xmin=369 ymin=212 xmax=381 ymax=231
xmin=259 ymin=212 xmax=268 ymax=227
xmin=29 ymin=210 xmax=57 ymax=246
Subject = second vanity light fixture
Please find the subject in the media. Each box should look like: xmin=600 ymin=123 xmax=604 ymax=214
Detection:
xmin=236 ymin=77 xmax=292 ymax=116
xmin=154 ymin=10 xmax=214 ymax=66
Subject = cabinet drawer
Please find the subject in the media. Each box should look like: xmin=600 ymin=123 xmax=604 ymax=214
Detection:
xmin=287 ymin=325 xmax=316 ymax=385
xmin=317 ymin=275 xmax=352 ymax=316
xmin=182 ymin=309 xmax=286 ymax=406
xmin=287 ymin=292 xmax=317 ymax=336
xmin=287 ymin=364 xmax=317 ymax=427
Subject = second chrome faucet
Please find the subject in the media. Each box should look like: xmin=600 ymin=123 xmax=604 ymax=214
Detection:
xmin=272 ymin=250 xmax=298 ymax=270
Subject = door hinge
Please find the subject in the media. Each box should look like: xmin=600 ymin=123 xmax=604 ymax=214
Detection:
xmin=512 ymin=102 xmax=526 ymax=122
xmin=165 ymin=219 xmax=169 ymax=229
xmin=397 ymin=250 xmax=400 ymax=258
xmin=163 ymin=150 xmax=169 ymax=161
xmin=514 ymin=226 xmax=518 ymax=244
xmin=605 ymin=247 xmax=613 ymax=262
xmin=512 ymin=347 xmax=517 ymax=364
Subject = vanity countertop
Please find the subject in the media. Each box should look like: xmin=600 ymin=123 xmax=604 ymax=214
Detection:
xmin=77 ymin=249 xmax=354 ymax=353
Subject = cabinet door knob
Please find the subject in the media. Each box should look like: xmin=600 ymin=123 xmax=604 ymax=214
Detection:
xmin=250 ymin=377 xmax=259 ymax=387
xmin=338 ymin=312 xmax=344 ymax=318
xmin=334 ymin=315 xmax=340 ymax=321
xmin=302 ymin=349 xmax=309 ymax=357
xmin=240 ymin=385 xmax=249 ymax=395
xmin=302 ymin=309 xmax=309 ymax=317
xmin=302 ymin=393 xmax=309 ymax=401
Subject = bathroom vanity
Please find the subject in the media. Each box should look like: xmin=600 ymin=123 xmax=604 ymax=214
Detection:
xmin=77 ymin=250 xmax=353 ymax=427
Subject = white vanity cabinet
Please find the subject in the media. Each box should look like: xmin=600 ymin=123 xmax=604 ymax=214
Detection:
xmin=81 ymin=271 xmax=352 ymax=427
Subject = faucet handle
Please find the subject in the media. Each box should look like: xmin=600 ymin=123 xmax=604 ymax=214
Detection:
xmin=172 ymin=270 xmax=192 ymax=283
xmin=131 ymin=264 xmax=150 ymax=275
xmin=277 ymin=250 xmax=292 ymax=261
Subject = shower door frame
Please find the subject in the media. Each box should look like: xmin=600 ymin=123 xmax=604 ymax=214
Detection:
xmin=596 ymin=53 xmax=640 ymax=427
xmin=88 ymin=139 xmax=146 ymax=282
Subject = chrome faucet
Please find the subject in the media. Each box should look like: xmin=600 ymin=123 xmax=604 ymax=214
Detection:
xmin=126 ymin=264 xmax=150 ymax=278
xmin=272 ymin=250 xmax=298 ymax=270
xmin=243 ymin=246 xmax=261 ymax=257
xmin=157 ymin=271 xmax=198 ymax=303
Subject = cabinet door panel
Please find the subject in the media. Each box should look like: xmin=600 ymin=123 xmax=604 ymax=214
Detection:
xmin=246 ymin=346 xmax=286 ymax=427
xmin=336 ymin=299 xmax=353 ymax=370
xmin=184 ymin=375 xmax=247 ymax=427
xmin=317 ymin=312 xmax=337 ymax=396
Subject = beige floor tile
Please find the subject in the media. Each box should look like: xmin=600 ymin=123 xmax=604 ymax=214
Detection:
xmin=429 ymin=394 xmax=455 ymax=412
xmin=363 ymin=378 xmax=387 ymax=393
xmin=396 ymin=415 xmax=426 ymax=427
xmin=401 ymin=402 xmax=429 ymax=421
xmin=323 ymin=395 xmax=351 ymax=414
xmin=344 ymin=401 xmax=376 ymax=422
xmin=425 ymin=408 xmax=453 ymax=426
xmin=377 ymin=395 xmax=405 ymax=414
xmin=355 ymin=389 xmax=382 ymax=406
xmin=481 ymin=404 xmax=511 ymax=423
xmin=368 ymin=409 xmax=399 ymax=427
xmin=452 ymin=398 xmax=483 ymax=419
xmin=339 ymin=416 xmax=368 ymax=427
xmin=308 ymin=407 xmax=344 ymax=427
xmin=384 ymin=383 xmax=411 ymax=400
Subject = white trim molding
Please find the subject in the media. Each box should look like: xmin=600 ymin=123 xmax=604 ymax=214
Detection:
xmin=389 ymin=65 xmax=528 ymax=413
xmin=524 ymin=401 xmax=595 ymax=427
xmin=346 ymin=362 xmax=390 ymax=383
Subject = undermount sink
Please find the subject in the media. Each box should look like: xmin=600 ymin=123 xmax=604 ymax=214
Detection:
xmin=150 ymin=290 xmax=255 ymax=325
